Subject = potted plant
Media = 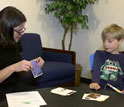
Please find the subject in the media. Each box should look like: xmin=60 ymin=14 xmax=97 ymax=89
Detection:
xmin=45 ymin=0 xmax=96 ymax=51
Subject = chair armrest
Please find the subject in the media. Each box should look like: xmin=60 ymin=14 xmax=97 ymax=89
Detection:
xmin=42 ymin=47 xmax=76 ymax=65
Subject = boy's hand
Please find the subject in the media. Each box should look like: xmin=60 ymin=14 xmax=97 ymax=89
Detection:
xmin=89 ymin=83 xmax=100 ymax=90
xmin=121 ymin=90 xmax=124 ymax=94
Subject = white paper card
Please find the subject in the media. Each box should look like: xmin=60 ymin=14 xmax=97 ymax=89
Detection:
xmin=6 ymin=91 xmax=47 ymax=107
xmin=82 ymin=93 xmax=109 ymax=102
xmin=50 ymin=87 xmax=76 ymax=96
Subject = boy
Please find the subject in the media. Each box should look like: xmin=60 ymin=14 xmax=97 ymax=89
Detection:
xmin=89 ymin=24 xmax=124 ymax=92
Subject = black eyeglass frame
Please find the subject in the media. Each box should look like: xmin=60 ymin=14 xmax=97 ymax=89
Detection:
xmin=14 ymin=27 xmax=26 ymax=35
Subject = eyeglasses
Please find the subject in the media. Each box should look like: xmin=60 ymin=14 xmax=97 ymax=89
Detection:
xmin=14 ymin=27 xmax=26 ymax=35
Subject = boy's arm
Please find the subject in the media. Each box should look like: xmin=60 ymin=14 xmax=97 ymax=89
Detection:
xmin=91 ymin=50 xmax=102 ymax=83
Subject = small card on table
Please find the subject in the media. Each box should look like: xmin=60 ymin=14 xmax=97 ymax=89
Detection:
xmin=82 ymin=93 xmax=109 ymax=102
xmin=50 ymin=87 xmax=76 ymax=96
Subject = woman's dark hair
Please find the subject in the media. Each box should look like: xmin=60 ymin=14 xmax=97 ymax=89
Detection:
xmin=0 ymin=6 xmax=26 ymax=49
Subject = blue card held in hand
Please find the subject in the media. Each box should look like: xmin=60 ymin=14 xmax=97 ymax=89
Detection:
xmin=31 ymin=60 xmax=43 ymax=78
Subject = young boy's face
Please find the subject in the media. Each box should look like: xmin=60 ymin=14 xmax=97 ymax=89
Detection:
xmin=103 ymin=36 xmax=123 ymax=54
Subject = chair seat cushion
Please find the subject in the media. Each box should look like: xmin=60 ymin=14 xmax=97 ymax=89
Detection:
xmin=37 ymin=77 xmax=74 ymax=88
xmin=36 ymin=61 xmax=75 ymax=84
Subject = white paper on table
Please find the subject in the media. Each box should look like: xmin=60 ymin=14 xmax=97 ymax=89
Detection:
xmin=82 ymin=93 xmax=109 ymax=102
xmin=6 ymin=91 xmax=47 ymax=107
xmin=50 ymin=87 xmax=76 ymax=96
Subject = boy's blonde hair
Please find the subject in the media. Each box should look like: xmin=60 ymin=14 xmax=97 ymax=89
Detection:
xmin=101 ymin=24 xmax=124 ymax=41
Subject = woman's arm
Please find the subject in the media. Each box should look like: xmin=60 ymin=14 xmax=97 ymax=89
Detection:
xmin=0 ymin=65 xmax=14 ymax=83
xmin=0 ymin=60 xmax=32 ymax=83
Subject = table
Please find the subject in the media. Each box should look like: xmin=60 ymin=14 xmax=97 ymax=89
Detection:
xmin=0 ymin=83 xmax=124 ymax=107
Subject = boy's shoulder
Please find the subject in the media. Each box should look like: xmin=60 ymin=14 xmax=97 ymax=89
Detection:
xmin=95 ymin=50 xmax=104 ymax=53
xmin=95 ymin=50 xmax=106 ymax=55
xmin=119 ymin=52 xmax=124 ymax=57
xmin=94 ymin=50 xmax=106 ymax=59
xmin=95 ymin=50 xmax=124 ymax=57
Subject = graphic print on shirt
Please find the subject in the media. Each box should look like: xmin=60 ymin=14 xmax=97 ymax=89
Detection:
xmin=100 ymin=59 xmax=123 ymax=81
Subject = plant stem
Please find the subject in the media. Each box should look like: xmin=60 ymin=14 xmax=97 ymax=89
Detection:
xmin=68 ymin=27 xmax=73 ymax=51
xmin=62 ymin=28 xmax=69 ymax=50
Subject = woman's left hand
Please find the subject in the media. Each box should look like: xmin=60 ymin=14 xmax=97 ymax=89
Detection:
xmin=32 ymin=57 xmax=44 ymax=67
xmin=37 ymin=57 xmax=44 ymax=67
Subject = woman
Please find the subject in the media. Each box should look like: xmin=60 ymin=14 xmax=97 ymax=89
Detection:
xmin=0 ymin=6 xmax=44 ymax=91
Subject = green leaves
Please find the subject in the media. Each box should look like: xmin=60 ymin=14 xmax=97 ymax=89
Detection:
xmin=45 ymin=0 xmax=96 ymax=50
xmin=45 ymin=0 xmax=96 ymax=31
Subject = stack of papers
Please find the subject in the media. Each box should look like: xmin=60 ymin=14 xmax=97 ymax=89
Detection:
xmin=6 ymin=91 xmax=47 ymax=107
xmin=82 ymin=93 xmax=109 ymax=102
xmin=50 ymin=87 xmax=76 ymax=96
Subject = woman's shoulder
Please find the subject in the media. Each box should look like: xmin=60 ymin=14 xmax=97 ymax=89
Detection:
xmin=0 ymin=45 xmax=7 ymax=51
xmin=0 ymin=45 xmax=4 ymax=51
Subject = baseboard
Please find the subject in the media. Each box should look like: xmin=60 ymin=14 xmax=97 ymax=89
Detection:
xmin=80 ymin=77 xmax=91 ymax=84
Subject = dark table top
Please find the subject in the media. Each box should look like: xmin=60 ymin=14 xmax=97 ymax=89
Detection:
xmin=0 ymin=83 xmax=124 ymax=107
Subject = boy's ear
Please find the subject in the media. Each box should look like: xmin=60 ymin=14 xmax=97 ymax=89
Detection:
xmin=119 ymin=39 xmax=123 ymax=45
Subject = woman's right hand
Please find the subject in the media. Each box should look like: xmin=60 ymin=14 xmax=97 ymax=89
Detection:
xmin=89 ymin=83 xmax=101 ymax=90
xmin=12 ymin=60 xmax=32 ymax=72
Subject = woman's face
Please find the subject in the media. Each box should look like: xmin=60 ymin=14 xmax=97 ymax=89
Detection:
xmin=13 ymin=22 xmax=26 ymax=42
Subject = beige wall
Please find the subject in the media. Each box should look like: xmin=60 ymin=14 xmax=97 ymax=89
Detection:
xmin=1 ymin=0 xmax=124 ymax=79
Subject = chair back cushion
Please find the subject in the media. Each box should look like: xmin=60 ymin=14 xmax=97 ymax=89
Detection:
xmin=20 ymin=33 xmax=43 ymax=60
xmin=90 ymin=53 xmax=94 ymax=71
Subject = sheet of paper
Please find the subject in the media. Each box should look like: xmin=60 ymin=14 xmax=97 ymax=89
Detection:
xmin=6 ymin=91 xmax=47 ymax=107
xmin=50 ymin=87 xmax=76 ymax=96
xmin=82 ymin=93 xmax=109 ymax=102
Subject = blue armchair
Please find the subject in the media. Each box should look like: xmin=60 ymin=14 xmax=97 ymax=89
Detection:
xmin=20 ymin=33 xmax=79 ymax=88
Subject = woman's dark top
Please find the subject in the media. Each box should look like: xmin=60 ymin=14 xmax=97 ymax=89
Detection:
xmin=0 ymin=42 xmax=36 ymax=102
xmin=0 ymin=43 xmax=22 ymax=88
